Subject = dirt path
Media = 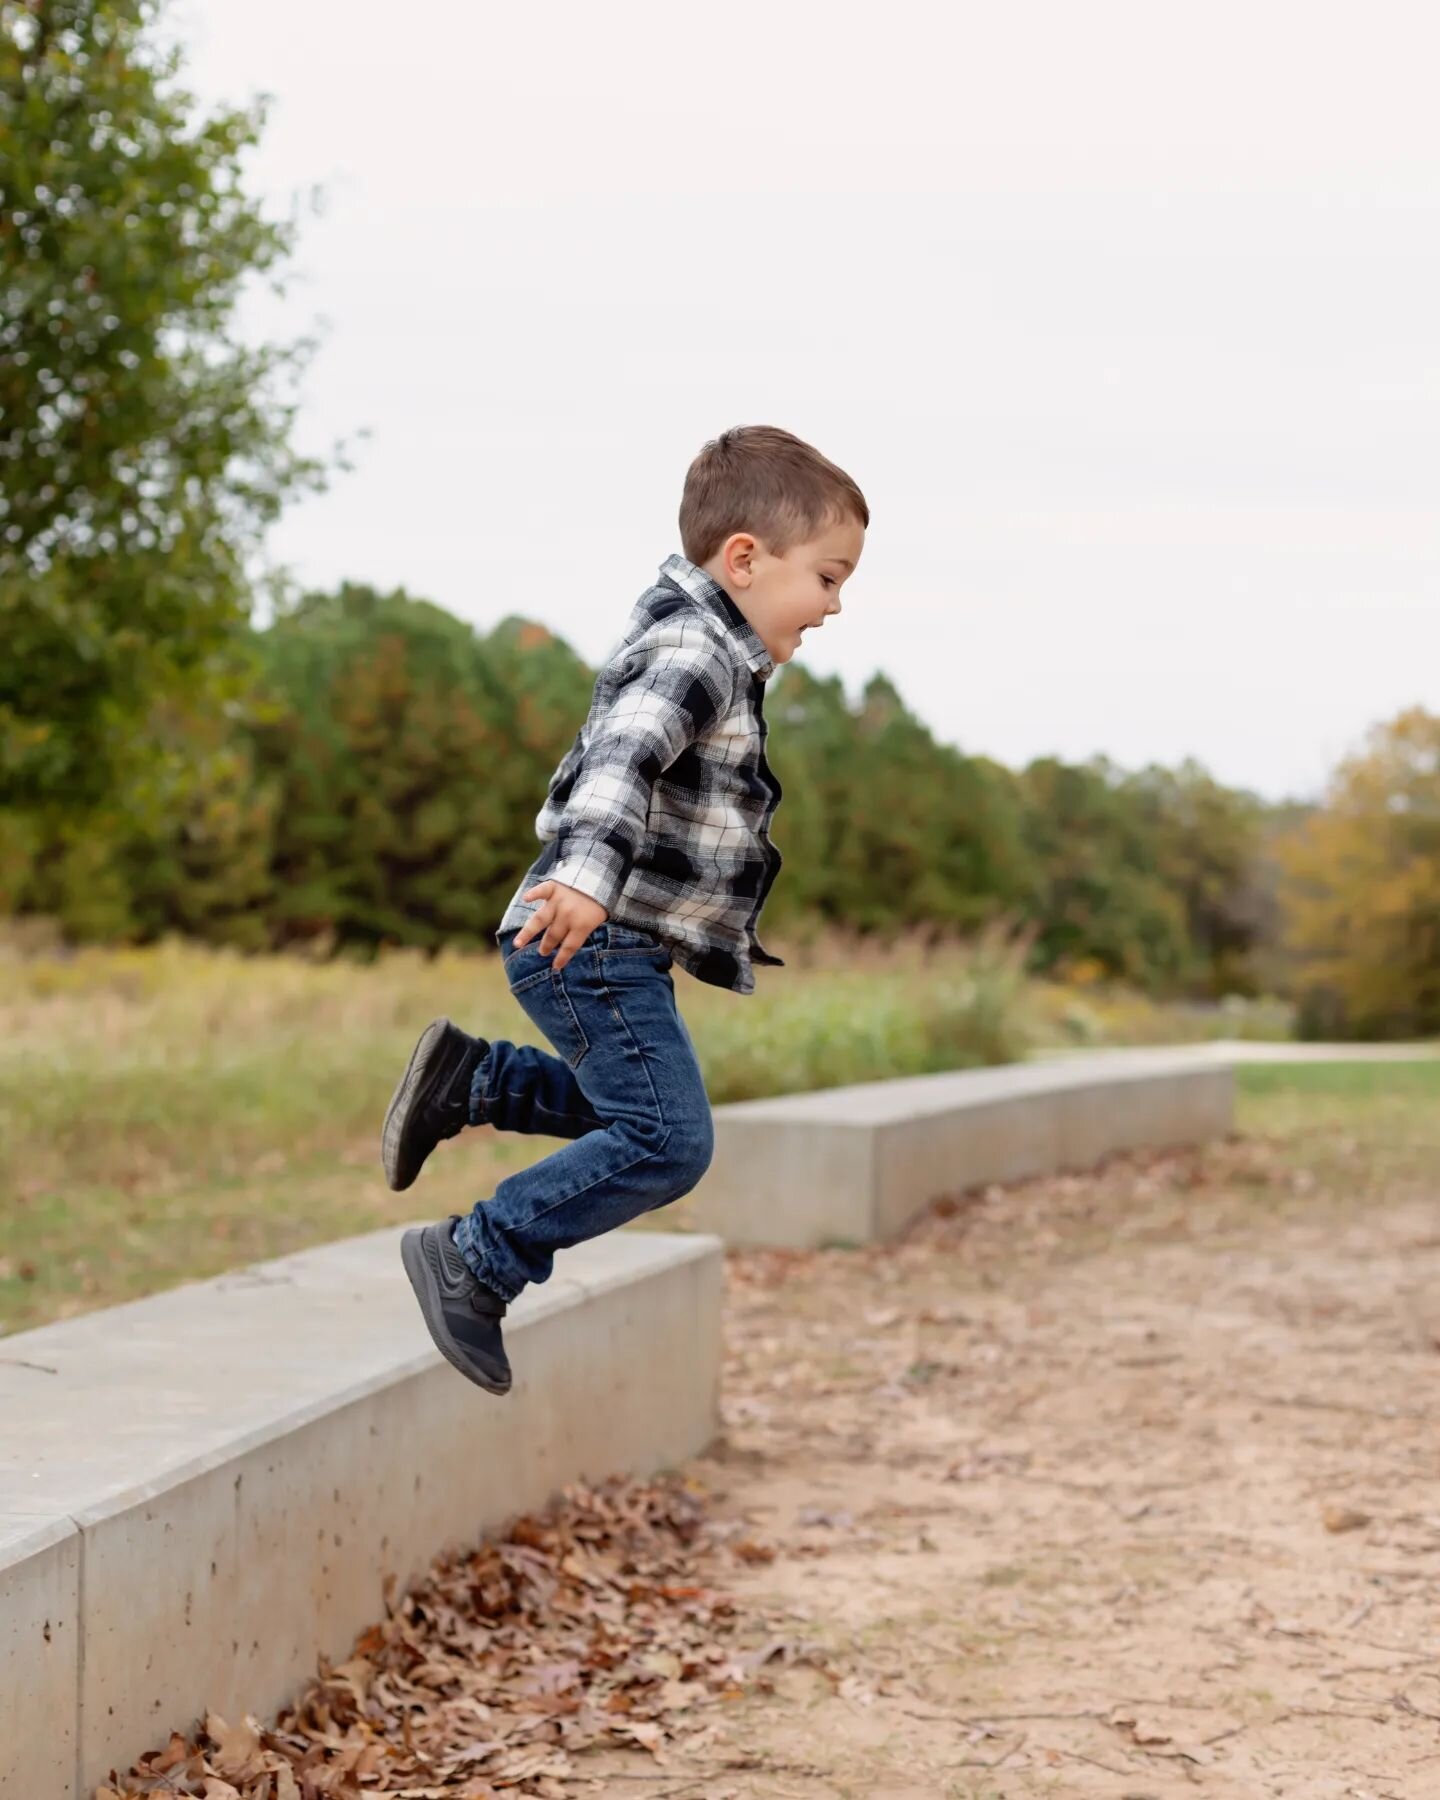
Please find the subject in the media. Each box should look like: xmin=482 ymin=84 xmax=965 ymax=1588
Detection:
xmin=597 ymin=1130 xmax=1440 ymax=1798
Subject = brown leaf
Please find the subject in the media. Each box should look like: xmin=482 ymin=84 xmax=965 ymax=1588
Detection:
xmin=614 ymin=1720 xmax=666 ymax=1758
xmin=205 ymin=1713 xmax=267 ymax=1780
xmin=732 ymin=1539 xmax=776 ymax=1563
xmin=149 ymin=1732 xmax=192 ymax=1774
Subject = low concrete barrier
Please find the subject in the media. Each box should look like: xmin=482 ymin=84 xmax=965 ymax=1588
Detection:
xmin=0 ymin=1228 xmax=722 ymax=1800
xmin=686 ymin=1048 xmax=1235 ymax=1249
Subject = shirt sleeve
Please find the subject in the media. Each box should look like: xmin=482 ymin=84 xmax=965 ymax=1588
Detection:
xmin=544 ymin=630 xmax=737 ymax=915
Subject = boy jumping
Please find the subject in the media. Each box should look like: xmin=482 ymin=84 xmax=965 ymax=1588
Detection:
xmin=382 ymin=425 xmax=867 ymax=1394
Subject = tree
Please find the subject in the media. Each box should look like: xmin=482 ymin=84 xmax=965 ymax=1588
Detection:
xmin=251 ymin=585 xmax=595 ymax=951
xmin=1278 ymin=709 xmax=1440 ymax=1038
xmin=0 ymin=0 xmax=321 ymax=814
xmin=1122 ymin=760 xmax=1273 ymax=995
xmin=1018 ymin=756 xmax=1191 ymax=987
xmin=765 ymin=667 xmax=1034 ymax=939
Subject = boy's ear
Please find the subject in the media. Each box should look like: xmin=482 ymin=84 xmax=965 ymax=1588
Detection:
xmin=722 ymin=532 xmax=759 ymax=587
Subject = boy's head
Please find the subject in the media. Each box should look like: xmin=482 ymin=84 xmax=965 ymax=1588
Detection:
xmin=680 ymin=425 xmax=867 ymax=668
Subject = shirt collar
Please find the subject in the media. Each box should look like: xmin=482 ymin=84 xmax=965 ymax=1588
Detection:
xmin=657 ymin=553 xmax=775 ymax=681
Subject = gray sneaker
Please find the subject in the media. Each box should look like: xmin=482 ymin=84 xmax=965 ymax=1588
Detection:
xmin=401 ymin=1216 xmax=512 ymax=1395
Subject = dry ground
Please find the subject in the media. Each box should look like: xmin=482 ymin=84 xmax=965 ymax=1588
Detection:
xmin=595 ymin=1080 xmax=1440 ymax=1798
xmin=107 ymin=1070 xmax=1440 ymax=1800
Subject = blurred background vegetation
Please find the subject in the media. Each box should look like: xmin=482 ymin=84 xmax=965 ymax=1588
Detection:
xmin=4 ymin=0 xmax=1439 ymax=1048
xmin=4 ymin=0 xmax=1439 ymax=1335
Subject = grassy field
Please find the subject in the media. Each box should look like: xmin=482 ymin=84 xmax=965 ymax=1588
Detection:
xmin=1231 ymin=1059 xmax=1440 ymax=1195
xmin=0 ymin=936 xmax=1386 ymax=1339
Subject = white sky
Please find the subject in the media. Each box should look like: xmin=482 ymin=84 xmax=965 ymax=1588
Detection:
xmin=181 ymin=0 xmax=1440 ymax=801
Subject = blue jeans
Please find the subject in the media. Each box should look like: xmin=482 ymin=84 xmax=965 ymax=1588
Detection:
xmin=452 ymin=922 xmax=715 ymax=1300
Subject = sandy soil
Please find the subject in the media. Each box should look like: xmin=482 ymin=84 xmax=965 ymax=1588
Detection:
xmin=587 ymin=1129 xmax=1440 ymax=1799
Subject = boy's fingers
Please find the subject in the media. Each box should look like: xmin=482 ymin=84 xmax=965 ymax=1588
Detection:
xmin=515 ymin=901 xmax=552 ymax=949
xmin=539 ymin=908 xmax=574 ymax=956
xmin=550 ymin=927 xmax=589 ymax=973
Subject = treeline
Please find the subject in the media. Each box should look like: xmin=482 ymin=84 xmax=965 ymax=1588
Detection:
xmin=8 ymin=5 xmax=1438 ymax=1039
xmin=2 ymin=581 xmax=1277 ymax=996
xmin=7 ymin=581 xmax=1440 ymax=1038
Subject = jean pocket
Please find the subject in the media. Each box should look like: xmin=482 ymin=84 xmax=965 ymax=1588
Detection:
xmin=508 ymin=959 xmax=590 ymax=1069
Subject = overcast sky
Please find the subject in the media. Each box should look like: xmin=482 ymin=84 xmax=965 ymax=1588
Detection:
xmin=181 ymin=0 xmax=1439 ymax=802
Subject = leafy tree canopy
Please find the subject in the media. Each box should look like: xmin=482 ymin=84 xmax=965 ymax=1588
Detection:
xmin=0 ymin=0 xmax=321 ymax=809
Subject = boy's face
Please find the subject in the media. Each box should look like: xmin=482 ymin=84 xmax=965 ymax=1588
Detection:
xmin=705 ymin=515 xmax=865 ymax=667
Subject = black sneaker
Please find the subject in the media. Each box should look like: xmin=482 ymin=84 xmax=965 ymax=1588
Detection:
xmin=382 ymin=1018 xmax=487 ymax=1192
xmin=400 ymin=1216 xmax=512 ymax=1395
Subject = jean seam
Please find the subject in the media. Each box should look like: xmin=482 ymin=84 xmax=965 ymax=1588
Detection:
xmin=512 ymin=967 xmax=592 ymax=1069
xmin=506 ymin=1123 xmax=674 ymax=1240
xmin=495 ymin=1087 xmax=603 ymax=1132
xmin=555 ymin=970 xmax=591 ymax=1070
xmin=590 ymin=950 xmax=665 ymax=1124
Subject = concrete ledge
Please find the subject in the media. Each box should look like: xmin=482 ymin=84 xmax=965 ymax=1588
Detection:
xmin=687 ymin=1048 xmax=1234 ymax=1249
xmin=0 ymin=1228 xmax=722 ymax=1800
xmin=1 ymin=1513 xmax=79 ymax=1799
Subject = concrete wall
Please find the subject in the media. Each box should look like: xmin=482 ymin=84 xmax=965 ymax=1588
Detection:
xmin=0 ymin=1228 xmax=722 ymax=1800
xmin=2 ymin=1049 xmax=1238 ymax=1791
xmin=687 ymin=1049 xmax=1235 ymax=1248
xmin=0 ymin=1515 xmax=80 ymax=1798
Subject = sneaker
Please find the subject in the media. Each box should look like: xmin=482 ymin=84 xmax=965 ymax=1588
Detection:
xmin=382 ymin=1017 xmax=487 ymax=1192
xmin=401 ymin=1216 xmax=512 ymax=1395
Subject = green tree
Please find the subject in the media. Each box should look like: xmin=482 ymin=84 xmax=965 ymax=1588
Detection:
xmin=1019 ymin=756 xmax=1191 ymax=987
xmin=766 ymin=667 xmax=1034 ymax=939
xmin=0 ymin=0 xmax=320 ymax=815
xmin=1122 ymin=760 xmax=1273 ymax=994
xmin=251 ymin=585 xmax=594 ymax=951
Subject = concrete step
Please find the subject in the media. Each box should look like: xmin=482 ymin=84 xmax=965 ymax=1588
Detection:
xmin=1035 ymin=1038 xmax=1440 ymax=1064
xmin=686 ymin=1048 xmax=1235 ymax=1248
xmin=0 ymin=1227 xmax=722 ymax=1800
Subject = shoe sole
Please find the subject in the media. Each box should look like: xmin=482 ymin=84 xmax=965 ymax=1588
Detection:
xmin=401 ymin=1228 xmax=512 ymax=1397
xmin=382 ymin=1018 xmax=450 ymax=1192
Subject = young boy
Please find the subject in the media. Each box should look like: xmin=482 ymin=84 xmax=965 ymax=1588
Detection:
xmin=383 ymin=425 xmax=867 ymax=1394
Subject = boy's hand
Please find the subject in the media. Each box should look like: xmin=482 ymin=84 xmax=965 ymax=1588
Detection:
xmin=514 ymin=881 xmax=608 ymax=972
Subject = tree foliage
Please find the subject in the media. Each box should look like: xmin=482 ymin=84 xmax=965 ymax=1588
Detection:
xmin=0 ymin=0 xmax=319 ymax=810
xmin=249 ymin=585 xmax=595 ymax=950
xmin=1279 ymin=708 xmax=1440 ymax=1038
xmin=2 ymin=580 xmax=1278 ymax=1000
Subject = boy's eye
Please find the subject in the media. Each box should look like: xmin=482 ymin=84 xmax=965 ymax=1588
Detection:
xmin=821 ymin=576 xmax=835 ymax=589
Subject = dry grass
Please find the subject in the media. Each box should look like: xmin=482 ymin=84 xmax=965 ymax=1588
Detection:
xmin=0 ymin=927 xmax=1291 ymax=1337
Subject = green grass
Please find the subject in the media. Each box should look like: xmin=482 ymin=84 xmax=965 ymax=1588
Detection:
xmin=1233 ymin=1061 xmax=1440 ymax=1200
xmin=1236 ymin=1061 xmax=1440 ymax=1151
xmin=1236 ymin=1061 xmax=1440 ymax=1100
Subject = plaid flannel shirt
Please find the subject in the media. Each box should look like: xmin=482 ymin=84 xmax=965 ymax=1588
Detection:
xmin=497 ymin=554 xmax=786 ymax=994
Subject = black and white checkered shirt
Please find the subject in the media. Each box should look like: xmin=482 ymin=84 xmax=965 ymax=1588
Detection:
xmin=498 ymin=554 xmax=786 ymax=994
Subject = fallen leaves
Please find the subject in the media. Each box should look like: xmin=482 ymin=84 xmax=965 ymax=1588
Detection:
xmin=99 ymin=1474 xmax=775 ymax=1800
xmin=92 ymin=1123 xmax=1440 ymax=1797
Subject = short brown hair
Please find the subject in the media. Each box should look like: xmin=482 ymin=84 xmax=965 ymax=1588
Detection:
xmin=679 ymin=425 xmax=869 ymax=566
